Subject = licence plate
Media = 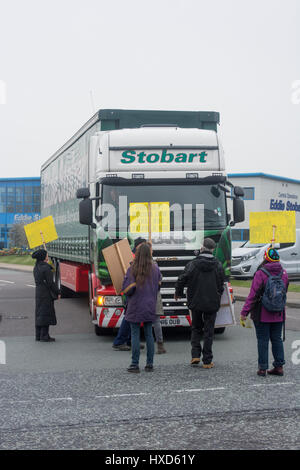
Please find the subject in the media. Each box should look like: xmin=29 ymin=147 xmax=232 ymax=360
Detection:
xmin=160 ymin=316 xmax=189 ymax=327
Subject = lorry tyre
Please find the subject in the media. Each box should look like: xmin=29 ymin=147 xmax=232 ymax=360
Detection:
xmin=88 ymin=272 xmax=94 ymax=316
xmin=94 ymin=325 xmax=113 ymax=336
xmin=54 ymin=261 xmax=73 ymax=298
xmin=214 ymin=327 xmax=226 ymax=334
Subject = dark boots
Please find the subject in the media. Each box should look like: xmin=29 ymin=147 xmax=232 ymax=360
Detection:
xmin=157 ymin=342 xmax=166 ymax=354
xmin=267 ymin=366 xmax=284 ymax=376
xmin=257 ymin=367 xmax=284 ymax=377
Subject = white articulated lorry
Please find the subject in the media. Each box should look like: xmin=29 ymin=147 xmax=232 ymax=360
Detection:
xmin=41 ymin=109 xmax=244 ymax=334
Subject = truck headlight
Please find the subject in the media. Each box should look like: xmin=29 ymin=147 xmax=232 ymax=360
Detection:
xmin=102 ymin=296 xmax=123 ymax=306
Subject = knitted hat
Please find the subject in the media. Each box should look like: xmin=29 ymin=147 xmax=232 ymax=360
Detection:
xmin=264 ymin=247 xmax=280 ymax=263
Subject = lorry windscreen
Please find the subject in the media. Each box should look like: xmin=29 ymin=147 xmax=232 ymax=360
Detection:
xmin=101 ymin=183 xmax=227 ymax=229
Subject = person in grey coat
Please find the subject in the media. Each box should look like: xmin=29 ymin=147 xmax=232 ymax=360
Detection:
xmin=32 ymin=249 xmax=60 ymax=342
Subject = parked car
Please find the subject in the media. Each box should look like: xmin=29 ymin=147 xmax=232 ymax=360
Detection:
xmin=231 ymin=229 xmax=300 ymax=279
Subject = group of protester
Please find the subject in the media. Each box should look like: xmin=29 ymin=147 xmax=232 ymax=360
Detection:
xmin=32 ymin=237 xmax=288 ymax=377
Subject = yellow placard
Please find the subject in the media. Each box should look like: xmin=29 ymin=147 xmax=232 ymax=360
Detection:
xmin=129 ymin=203 xmax=149 ymax=233
xmin=24 ymin=216 xmax=58 ymax=249
xmin=150 ymin=202 xmax=170 ymax=233
xmin=129 ymin=202 xmax=170 ymax=234
xmin=249 ymin=211 xmax=296 ymax=244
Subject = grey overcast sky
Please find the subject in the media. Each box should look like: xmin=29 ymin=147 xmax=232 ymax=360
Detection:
xmin=0 ymin=0 xmax=299 ymax=179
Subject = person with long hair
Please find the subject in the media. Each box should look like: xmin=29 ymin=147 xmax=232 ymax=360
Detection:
xmin=122 ymin=242 xmax=162 ymax=373
xmin=240 ymin=247 xmax=289 ymax=377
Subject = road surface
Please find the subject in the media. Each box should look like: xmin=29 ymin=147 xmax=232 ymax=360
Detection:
xmin=0 ymin=269 xmax=299 ymax=450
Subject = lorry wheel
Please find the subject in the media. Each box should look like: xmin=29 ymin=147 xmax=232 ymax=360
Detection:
xmin=94 ymin=325 xmax=114 ymax=336
xmin=214 ymin=327 xmax=226 ymax=334
xmin=54 ymin=261 xmax=73 ymax=298
xmin=88 ymin=272 xmax=94 ymax=316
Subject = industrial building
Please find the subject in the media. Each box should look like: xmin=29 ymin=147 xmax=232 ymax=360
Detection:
xmin=0 ymin=177 xmax=40 ymax=249
xmin=228 ymin=173 xmax=300 ymax=248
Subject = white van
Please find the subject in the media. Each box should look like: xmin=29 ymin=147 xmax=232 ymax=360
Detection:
xmin=231 ymin=229 xmax=300 ymax=279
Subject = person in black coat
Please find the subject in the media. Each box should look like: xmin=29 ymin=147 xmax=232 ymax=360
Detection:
xmin=175 ymin=238 xmax=225 ymax=368
xmin=32 ymin=249 xmax=61 ymax=342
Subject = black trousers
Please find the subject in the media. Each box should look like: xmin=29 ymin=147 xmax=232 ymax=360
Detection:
xmin=191 ymin=310 xmax=217 ymax=364
xmin=35 ymin=325 xmax=50 ymax=340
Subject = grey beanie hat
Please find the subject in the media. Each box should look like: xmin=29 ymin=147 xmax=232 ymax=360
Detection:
xmin=202 ymin=238 xmax=216 ymax=252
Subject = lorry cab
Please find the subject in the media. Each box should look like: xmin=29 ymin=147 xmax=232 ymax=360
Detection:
xmin=78 ymin=124 xmax=244 ymax=331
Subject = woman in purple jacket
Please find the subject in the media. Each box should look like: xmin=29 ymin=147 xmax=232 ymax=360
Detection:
xmin=122 ymin=242 xmax=162 ymax=373
xmin=240 ymin=247 xmax=289 ymax=377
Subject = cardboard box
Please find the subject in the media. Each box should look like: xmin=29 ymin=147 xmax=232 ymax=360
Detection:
xmin=102 ymin=239 xmax=134 ymax=294
xmin=215 ymin=283 xmax=236 ymax=327
xmin=189 ymin=283 xmax=235 ymax=328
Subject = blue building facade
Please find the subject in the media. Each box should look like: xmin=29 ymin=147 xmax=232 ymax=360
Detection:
xmin=0 ymin=177 xmax=41 ymax=249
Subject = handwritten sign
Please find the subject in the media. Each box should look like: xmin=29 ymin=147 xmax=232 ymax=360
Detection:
xmin=24 ymin=216 xmax=58 ymax=249
xmin=129 ymin=203 xmax=149 ymax=233
xmin=249 ymin=211 xmax=296 ymax=244
xmin=129 ymin=202 xmax=170 ymax=234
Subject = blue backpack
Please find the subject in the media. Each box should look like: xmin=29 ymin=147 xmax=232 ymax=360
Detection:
xmin=260 ymin=267 xmax=286 ymax=313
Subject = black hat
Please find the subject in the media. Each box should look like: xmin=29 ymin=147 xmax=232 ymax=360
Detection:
xmin=32 ymin=249 xmax=47 ymax=261
xmin=133 ymin=237 xmax=147 ymax=253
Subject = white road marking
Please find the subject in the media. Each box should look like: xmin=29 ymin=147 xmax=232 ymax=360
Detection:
xmin=25 ymin=284 xmax=35 ymax=288
xmin=0 ymin=280 xmax=14 ymax=284
xmin=95 ymin=392 xmax=149 ymax=399
xmin=251 ymin=382 xmax=295 ymax=387
xmin=46 ymin=397 xmax=73 ymax=402
xmin=0 ymin=383 xmax=298 ymax=408
xmin=0 ymin=397 xmax=73 ymax=405
xmin=175 ymin=387 xmax=226 ymax=393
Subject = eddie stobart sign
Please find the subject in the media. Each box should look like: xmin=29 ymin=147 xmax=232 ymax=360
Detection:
xmin=270 ymin=198 xmax=300 ymax=212
xmin=120 ymin=149 xmax=208 ymax=164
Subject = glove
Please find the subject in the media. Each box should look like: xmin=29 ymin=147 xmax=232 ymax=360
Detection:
xmin=240 ymin=316 xmax=252 ymax=328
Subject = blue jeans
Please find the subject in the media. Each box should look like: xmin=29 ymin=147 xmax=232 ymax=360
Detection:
xmin=254 ymin=321 xmax=285 ymax=370
xmin=130 ymin=322 xmax=154 ymax=367
xmin=113 ymin=317 xmax=131 ymax=346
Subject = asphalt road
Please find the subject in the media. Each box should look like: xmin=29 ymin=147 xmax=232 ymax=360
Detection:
xmin=0 ymin=269 xmax=300 ymax=451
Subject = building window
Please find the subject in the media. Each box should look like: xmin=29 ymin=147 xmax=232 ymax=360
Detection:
xmin=0 ymin=187 xmax=6 ymax=213
xmin=15 ymin=187 xmax=23 ymax=213
xmin=231 ymin=186 xmax=255 ymax=201
xmin=232 ymin=228 xmax=250 ymax=242
xmin=242 ymin=187 xmax=255 ymax=200
xmin=33 ymin=186 xmax=41 ymax=212
xmin=7 ymin=186 xmax=16 ymax=213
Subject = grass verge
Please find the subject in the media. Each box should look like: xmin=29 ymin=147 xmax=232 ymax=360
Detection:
xmin=0 ymin=255 xmax=35 ymax=266
xmin=230 ymin=278 xmax=300 ymax=293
